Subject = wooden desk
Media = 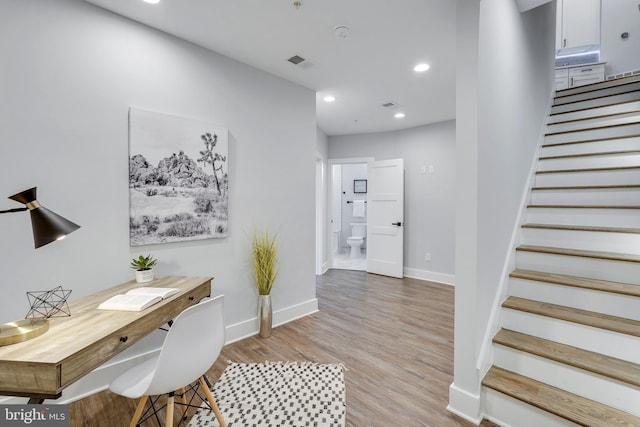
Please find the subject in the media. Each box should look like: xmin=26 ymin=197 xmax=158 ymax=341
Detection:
xmin=0 ymin=276 xmax=211 ymax=401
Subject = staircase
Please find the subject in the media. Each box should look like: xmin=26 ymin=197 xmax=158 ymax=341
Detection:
xmin=482 ymin=75 xmax=640 ymax=427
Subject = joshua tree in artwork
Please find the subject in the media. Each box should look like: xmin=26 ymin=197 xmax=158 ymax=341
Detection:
xmin=198 ymin=132 xmax=226 ymax=195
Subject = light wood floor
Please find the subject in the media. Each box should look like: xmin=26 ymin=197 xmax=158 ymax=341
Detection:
xmin=70 ymin=269 xmax=499 ymax=426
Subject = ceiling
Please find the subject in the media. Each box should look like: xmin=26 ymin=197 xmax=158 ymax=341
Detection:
xmin=83 ymin=0 xmax=456 ymax=136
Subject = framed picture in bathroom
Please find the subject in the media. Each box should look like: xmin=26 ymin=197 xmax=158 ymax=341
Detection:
xmin=354 ymin=179 xmax=367 ymax=194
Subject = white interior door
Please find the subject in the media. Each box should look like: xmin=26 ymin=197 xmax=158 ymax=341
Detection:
xmin=366 ymin=158 xmax=404 ymax=278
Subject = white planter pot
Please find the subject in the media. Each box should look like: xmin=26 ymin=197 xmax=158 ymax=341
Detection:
xmin=135 ymin=269 xmax=154 ymax=283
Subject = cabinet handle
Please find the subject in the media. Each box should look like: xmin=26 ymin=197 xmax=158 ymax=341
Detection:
xmin=581 ymin=68 xmax=592 ymax=72
xmin=570 ymin=77 xmax=574 ymax=87
xmin=563 ymin=39 xmax=566 ymax=48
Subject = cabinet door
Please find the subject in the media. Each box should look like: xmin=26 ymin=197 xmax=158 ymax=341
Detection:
xmin=560 ymin=0 xmax=601 ymax=49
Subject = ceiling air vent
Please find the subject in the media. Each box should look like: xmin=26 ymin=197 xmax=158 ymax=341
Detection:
xmin=287 ymin=54 xmax=315 ymax=69
xmin=288 ymin=55 xmax=306 ymax=65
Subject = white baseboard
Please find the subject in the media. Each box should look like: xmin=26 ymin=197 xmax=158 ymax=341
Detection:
xmin=0 ymin=298 xmax=319 ymax=404
xmin=447 ymin=382 xmax=482 ymax=425
xmin=403 ymin=267 xmax=455 ymax=286
xmin=226 ymin=297 xmax=319 ymax=344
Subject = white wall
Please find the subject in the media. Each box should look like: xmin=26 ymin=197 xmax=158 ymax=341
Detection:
xmin=0 ymin=0 xmax=317 ymax=399
xmin=601 ymin=0 xmax=640 ymax=76
xmin=329 ymin=121 xmax=456 ymax=283
xmin=449 ymin=0 xmax=556 ymax=422
xmin=316 ymin=126 xmax=329 ymax=274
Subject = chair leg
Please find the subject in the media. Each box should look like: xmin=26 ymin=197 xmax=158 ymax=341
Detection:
xmin=129 ymin=395 xmax=148 ymax=427
xmin=165 ymin=394 xmax=175 ymax=427
xmin=199 ymin=376 xmax=226 ymax=427
xmin=177 ymin=387 xmax=188 ymax=420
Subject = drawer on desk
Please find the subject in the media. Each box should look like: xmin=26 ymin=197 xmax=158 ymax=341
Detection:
xmin=60 ymin=281 xmax=211 ymax=388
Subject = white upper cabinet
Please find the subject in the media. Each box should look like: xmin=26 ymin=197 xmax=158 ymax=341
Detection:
xmin=556 ymin=0 xmax=601 ymax=50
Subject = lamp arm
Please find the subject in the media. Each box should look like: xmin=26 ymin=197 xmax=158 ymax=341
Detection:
xmin=0 ymin=207 xmax=29 ymax=214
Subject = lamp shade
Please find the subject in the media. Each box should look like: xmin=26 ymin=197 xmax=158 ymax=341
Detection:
xmin=8 ymin=187 xmax=80 ymax=248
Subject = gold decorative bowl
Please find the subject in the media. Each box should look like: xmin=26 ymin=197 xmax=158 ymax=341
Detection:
xmin=0 ymin=319 xmax=49 ymax=346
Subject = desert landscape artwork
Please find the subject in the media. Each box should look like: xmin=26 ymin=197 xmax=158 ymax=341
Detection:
xmin=128 ymin=108 xmax=229 ymax=246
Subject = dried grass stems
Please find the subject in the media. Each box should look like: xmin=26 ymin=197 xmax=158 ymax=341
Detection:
xmin=252 ymin=228 xmax=279 ymax=295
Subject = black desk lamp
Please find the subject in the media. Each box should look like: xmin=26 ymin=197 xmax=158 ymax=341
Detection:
xmin=0 ymin=187 xmax=80 ymax=346
xmin=0 ymin=187 xmax=80 ymax=248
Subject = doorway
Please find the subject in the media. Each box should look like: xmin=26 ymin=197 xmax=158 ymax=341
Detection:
xmin=328 ymin=157 xmax=373 ymax=271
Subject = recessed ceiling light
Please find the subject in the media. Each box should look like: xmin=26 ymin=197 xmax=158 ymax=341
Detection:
xmin=394 ymin=112 xmax=405 ymax=119
xmin=143 ymin=0 xmax=160 ymax=4
xmin=414 ymin=63 xmax=430 ymax=72
xmin=323 ymin=95 xmax=336 ymax=103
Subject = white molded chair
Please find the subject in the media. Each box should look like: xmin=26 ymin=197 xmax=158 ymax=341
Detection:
xmin=109 ymin=295 xmax=227 ymax=427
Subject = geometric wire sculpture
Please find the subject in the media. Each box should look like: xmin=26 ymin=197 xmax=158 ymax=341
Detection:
xmin=25 ymin=286 xmax=72 ymax=319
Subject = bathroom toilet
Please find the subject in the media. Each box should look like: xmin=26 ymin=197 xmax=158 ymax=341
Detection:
xmin=347 ymin=222 xmax=367 ymax=258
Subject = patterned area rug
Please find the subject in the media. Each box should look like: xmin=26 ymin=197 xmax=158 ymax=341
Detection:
xmin=188 ymin=362 xmax=346 ymax=427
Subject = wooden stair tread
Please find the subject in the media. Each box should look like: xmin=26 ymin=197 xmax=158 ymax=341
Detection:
xmin=494 ymin=329 xmax=640 ymax=387
xmin=510 ymin=268 xmax=640 ymax=297
xmin=550 ymin=99 xmax=640 ymax=118
xmin=502 ymin=296 xmax=640 ymax=338
xmin=532 ymin=185 xmax=640 ymax=190
xmin=483 ymin=366 xmax=640 ymax=427
xmin=517 ymin=244 xmax=640 ymax=263
xmin=536 ymin=165 xmax=640 ymax=174
xmin=539 ymin=150 xmax=640 ymax=161
xmin=547 ymin=109 xmax=640 ymax=127
xmin=554 ymin=75 xmax=640 ymax=98
xmin=522 ymin=223 xmax=640 ymax=234
xmin=545 ymin=121 xmax=640 ymax=137
xmin=541 ymin=134 xmax=640 ymax=148
xmin=527 ymin=204 xmax=640 ymax=209
xmin=553 ymin=85 xmax=640 ymax=107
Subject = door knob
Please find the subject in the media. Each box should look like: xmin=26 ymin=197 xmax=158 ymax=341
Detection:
xmin=392 ymin=222 xmax=402 ymax=226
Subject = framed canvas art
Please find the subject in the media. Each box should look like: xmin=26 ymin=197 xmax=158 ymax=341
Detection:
xmin=353 ymin=179 xmax=367 ymax=194
xmin=128 ymin=108 xmax=229 ymax=246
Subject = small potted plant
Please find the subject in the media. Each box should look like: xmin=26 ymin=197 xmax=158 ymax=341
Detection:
xmin=130 ymin=254 xmax=158 ymax=283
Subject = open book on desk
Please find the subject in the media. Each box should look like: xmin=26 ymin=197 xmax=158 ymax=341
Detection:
xmin=98 ymin=287 xmax=179 ymax=312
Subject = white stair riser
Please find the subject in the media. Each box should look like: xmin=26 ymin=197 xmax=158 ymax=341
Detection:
xmin=535 ymin=169 xmax=640 ymax=187
xmin=547 ymin=112 xmax=640 ymax=134
xmin=538 ymin=153 xmax=640 ymax=171
xmin=555 ymin=75 xmax=640 ymax=97
xmin=554 ymin=82 xmax=640 ymax=106
xmin=482 ymin=388 xmax=579 ymax=427
xmin=526 ymin=208 xmax=640 ymax=228
xmin=521 ymin=227 xmax=640 ymax=255
xmin=540 ymin=136 xmax=640 ymax=158
xmin=515 ymin=250 xmax=640 ymax=285
xmin=502 ymin=309 xmax=640 ymax=364
xmin=548 ymin=101 xmax=640 ymax=124
xmin=551 ymin=91 xmax=640 ymax=115
xmin=530 ymin=188 xmax=640 ymax=205
xmin=493 ymin=346 xmax=640 ymax=416
xmin=509 ymin=277 xmax=640 ymax=321
xmin=545 ymin=123 xmax=640 ymax=145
